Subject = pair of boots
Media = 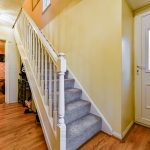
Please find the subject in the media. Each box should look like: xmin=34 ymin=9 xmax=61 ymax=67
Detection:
xmin=24 ymin=98 xmax=40 ymax=124
xmin=24 ymin=99 xmax=33 ymax=113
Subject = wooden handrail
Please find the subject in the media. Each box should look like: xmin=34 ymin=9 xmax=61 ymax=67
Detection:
xmin=12 ymin=7 xmax=22 ymax=29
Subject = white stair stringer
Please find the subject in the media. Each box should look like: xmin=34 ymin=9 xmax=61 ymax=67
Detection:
xmin=14 ymin=29 xmax=59 ymax=150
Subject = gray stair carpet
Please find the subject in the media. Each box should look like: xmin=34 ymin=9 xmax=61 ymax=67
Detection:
xmin=62 ymin=71 xmax=102 ymax=150
xmin=66 ymin=114 xmax=102 ymax=150
xmin=47 ymin=71 xmax=102 ymax=149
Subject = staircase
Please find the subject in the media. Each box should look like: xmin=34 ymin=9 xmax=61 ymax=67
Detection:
xmin=14 ymin=9 xmax=102 ymax=150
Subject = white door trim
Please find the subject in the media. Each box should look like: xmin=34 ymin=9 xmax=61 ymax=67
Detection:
xmin=135 ymin=10 xmax=150 ymax=126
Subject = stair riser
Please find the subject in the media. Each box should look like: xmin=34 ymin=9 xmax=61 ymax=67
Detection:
xmin=42 ymin=71 xmax=69 ymax=80
xmin=65 ymin=90 xmax=82 ymax=104
xmin=65 ymin=103 xmax=91 ymax=124
xmin=44 ymin=79 xmax=75 ymax=91
xmin=50 ymin=90 xmax=82 ymax=104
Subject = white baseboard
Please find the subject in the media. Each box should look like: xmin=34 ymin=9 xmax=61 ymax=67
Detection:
xmin=67 ymin=66 xmax=112 ymax=135
xmin=112 ymin=131 xmax=122 ymax=139
xmin=5 ymin=100 xmax=18 ymax=104
xmin=122 ymin=121 xmax=134 ymax=138
xmin=112 ymin=121 xmax=134 ymax=140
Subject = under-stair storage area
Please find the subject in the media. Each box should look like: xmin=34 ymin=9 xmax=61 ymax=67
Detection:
xmin=18 ymin=64 xmax=31 ymax=104
xmin=18 ymin=62 xmax=38 ymax=114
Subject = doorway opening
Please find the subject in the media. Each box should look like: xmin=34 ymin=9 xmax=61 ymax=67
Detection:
xmin=0 ymin=40 xmax=5 ymax=104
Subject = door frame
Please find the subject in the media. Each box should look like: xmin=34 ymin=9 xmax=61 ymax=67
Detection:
xmin=135 ymin=11 xmax=150 ymax=127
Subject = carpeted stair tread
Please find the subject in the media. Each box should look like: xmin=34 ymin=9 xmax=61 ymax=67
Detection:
xmin=65 ymin=100 xmax=91 ymax=124
xmin=66 ymin=114 xmax=102 ymax=150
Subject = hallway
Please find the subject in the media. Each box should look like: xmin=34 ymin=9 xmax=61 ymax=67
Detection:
xmin=0 ymin=103 xmax=47 ymax=150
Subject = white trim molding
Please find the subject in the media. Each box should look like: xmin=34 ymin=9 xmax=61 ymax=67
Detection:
xmin=112 ymin=131 xmax=122 ymax=139
xmin=112 ymin=121 xmax=134 ymax=140
xmin=134 ymin=10 xmax=150 ymax=126
xmin=122 ymin=121 xmax=134 ymax=138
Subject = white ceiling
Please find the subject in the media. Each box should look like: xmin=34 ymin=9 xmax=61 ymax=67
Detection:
xmin=0 ymin=0 xmax=23 ymax=27
xmin=127 ymin=0 xmax=150 ymax=10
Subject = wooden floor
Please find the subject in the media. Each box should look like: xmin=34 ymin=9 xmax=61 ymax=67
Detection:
xmin=0 ymin=92 xmax=5 ymax=104
xmin=0 ymin=103 xmax=47 ymax=150
xmin=79 ymin=124 xmax=150 ymax=150
xmin=1 ymin=103 xmax=150 ymax=150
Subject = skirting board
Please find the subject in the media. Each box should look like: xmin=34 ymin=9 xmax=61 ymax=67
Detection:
xmin=5 ymin=99 xmax=18 ymax=104
xmin=122 ymin=121 xmax=134 ymax=138
xmin=135 ymin=121 xmax=150 ymax=128
xmin=112 ymin=121 xmax=134 ymax=140
xmin=112 ymin=131 xmax=122 ymax=140
xmin=67 ymin=66 xmax=112 ymax=135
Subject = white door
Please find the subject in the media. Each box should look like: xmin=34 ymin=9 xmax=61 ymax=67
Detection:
xmin=135 ymin=13 xmax=150 ymax=127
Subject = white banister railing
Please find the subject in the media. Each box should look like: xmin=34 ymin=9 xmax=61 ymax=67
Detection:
xmin=14 ymin=9 xmax=66 ymax=150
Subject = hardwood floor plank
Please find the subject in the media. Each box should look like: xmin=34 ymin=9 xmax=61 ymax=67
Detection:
xmin=79 ymin=124 xmax=150 ymax=150
xmin=0 ymin=103 xmax=47 ymax=150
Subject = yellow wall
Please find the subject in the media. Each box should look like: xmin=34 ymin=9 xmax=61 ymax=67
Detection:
xmin=23 ymin=0 xmax=135 ymax=136
xmin=41 ymin=0 xmax=122 ymax=134
xmin=122 ymin=0 xmax=134 ymax=133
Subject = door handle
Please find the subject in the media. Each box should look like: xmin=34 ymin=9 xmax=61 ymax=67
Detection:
xmin=137 ymin=65 xmax=146 ymax=70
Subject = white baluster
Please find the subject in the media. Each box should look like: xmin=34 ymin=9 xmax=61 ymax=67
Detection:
xmin=29 ymin=27 xmax=33 ymax=63
xmin=36 ymin=37 xmax=38 ymax=75
xmin=22 ymin=17 xmax=25 ymax=42
xmin=34 ymin=35 xmax=36 ymax=72
xmin=45 ymin=51 xmax=48 ymax=105
xmin=24 ymin=18 xmax=27 ymax=50
xmin=36 ymin=37 xmax=39 ymax=77
xmin=27 ymin=24 xmax=29 ymax=56
xmin=29 ymin=26 xmax=31 ymax=61
xmin=32 ymin=31 xmax=35 ymax=70
xmin=53 ymin=65 xmax=57 ymax=131
xmin=49 ymin=58 xmax=52 ymax=117
xmin=38 ymin=40 xmax=41 ymax=85
xmin=41 ymin=46 xmax=44 ymax=95
xmin=35 ymin=36 xmax=38 ymax=74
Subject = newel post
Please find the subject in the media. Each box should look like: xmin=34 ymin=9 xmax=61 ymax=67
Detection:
xmin=57 ymin=53 xmax=66 ymax=150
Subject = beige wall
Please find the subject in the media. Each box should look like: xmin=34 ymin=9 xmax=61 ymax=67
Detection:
xmin=41 ymin=0 xmax=122 ymax=134
xmin=122 ymin=0 xmax=134 ymax=133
